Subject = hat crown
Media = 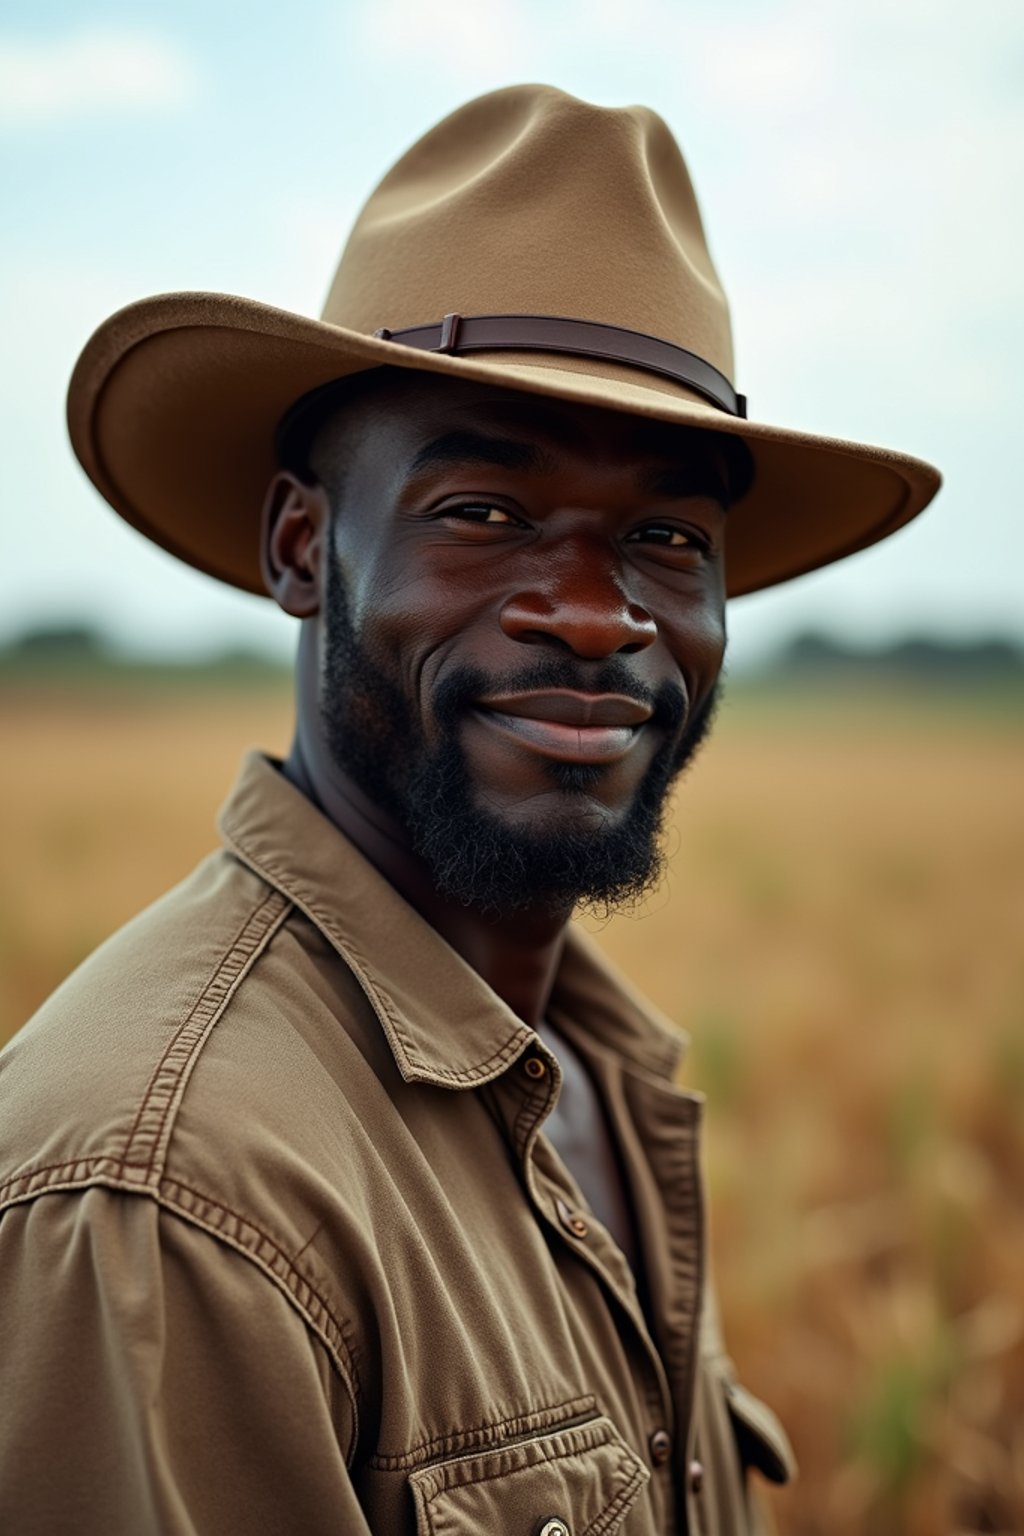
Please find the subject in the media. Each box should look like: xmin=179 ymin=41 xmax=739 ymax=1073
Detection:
xmin=67 ymin=84 xmax=939 ymax=605
xmin=321 ymin=84 xmax=735 ymax=381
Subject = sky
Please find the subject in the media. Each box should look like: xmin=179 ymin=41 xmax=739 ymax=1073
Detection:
xmin=2 ymin=0 xmax=1021 ymax=672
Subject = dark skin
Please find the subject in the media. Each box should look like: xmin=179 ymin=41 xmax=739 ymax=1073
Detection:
xmin=261 ymin=374 xmax=728 ymax=1260
xmin=262 ymin=373 xmax=728 ymax=1026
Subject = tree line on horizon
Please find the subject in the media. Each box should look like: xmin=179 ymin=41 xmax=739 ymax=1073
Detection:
xmin=1 ymin=622 xmax=1022 ymax=684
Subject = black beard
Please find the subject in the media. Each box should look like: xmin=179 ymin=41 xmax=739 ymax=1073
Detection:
xmin=321 ymin=560 xmax=720 ymax=918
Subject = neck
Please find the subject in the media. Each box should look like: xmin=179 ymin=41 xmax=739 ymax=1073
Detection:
xmin=282 ymin=728 xmax=568 ymax=1029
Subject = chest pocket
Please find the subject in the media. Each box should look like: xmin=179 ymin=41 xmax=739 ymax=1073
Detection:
xmin=408 ymin=1415 xmax=649 ymax=1536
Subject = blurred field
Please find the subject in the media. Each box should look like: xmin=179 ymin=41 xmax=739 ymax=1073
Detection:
xmin=2 ymin=676 xmax=1022 ymax=1535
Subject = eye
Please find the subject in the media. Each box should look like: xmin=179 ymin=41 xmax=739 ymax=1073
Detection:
xmin=627 ymin=522 xmax=710 ymax=553
xmin=446 ymin=503 xmax=523 ymax=526
xmin=433 ymin=501 xmax=530 ymax=539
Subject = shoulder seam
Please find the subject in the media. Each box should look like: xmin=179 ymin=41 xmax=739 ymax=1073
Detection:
xmin=0 ymin=1174 xmax=362 ymax=1449
xmin=116 ymin=886 xmax=292 ymax=1186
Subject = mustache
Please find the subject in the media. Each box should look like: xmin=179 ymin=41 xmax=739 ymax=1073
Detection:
xmin=432 ymin=658 xmax=689 ymax=735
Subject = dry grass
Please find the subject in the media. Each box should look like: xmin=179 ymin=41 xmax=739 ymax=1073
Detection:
xmin=2 ymin=679 xmax=1022 ymax=1535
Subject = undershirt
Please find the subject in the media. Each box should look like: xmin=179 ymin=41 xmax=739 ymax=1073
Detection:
xmin=536 ymin=1016 xmax=641 ymax=1276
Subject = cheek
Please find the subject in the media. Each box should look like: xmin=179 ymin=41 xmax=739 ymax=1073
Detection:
xmin=338 ymin=558 xmax=475 ymax=724
xmin=332 ymin=535 xmax=416 ymax=662
xmin=352 ymin=537 xmax=503 ymax=658
xmin=701 ymin=606 xmax=728 ymax=671
xmin=662 ymin=595 xmax=727 ymax=689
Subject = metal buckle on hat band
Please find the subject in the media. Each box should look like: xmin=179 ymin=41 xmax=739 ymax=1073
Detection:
xmin=372 ymin=313 xmax=747 ymax=418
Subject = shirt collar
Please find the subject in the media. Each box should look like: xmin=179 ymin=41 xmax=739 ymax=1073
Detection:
xmin=218 ymin=752 xmax=685 ymax=1090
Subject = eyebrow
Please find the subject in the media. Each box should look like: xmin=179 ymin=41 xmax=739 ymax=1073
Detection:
xmin=641 ymin=463 xmax=731 ymax=503
xmin=409 ymin=430 xmax=554 ymax=477
xmin=408 ymin=427 xmax=733 ymax=505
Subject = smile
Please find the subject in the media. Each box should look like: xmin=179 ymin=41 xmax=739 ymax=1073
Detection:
xmin=473 ymin=689 xmax=653 ymax=765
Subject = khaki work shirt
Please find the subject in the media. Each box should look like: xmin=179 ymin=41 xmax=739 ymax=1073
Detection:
xmin=0 ymin=752 xmax=794 ymax=1534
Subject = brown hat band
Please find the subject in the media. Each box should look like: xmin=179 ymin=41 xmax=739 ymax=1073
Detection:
xmin=373 ymin=313 xmax=748 ymax=419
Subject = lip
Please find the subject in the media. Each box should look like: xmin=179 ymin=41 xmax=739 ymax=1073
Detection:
xmin=476 ymin=690 xmax=654 ymax=727
xmin=473 ymin=690 xmax=654 ymax=764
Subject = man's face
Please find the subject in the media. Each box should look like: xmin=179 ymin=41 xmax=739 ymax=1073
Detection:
xmin=313 ymin=373 xmax=730 ymax=915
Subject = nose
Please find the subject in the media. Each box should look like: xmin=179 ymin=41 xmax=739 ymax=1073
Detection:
xmin=499 ymin=540 xmax=657 ymax=658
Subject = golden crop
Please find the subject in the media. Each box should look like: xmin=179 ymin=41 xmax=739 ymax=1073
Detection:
xmin=3 ymin=679 xmax=1021 ymax=1536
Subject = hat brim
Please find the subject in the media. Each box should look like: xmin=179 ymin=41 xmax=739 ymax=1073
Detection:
xmin=67 ymin=291 xmax=941 ymax=599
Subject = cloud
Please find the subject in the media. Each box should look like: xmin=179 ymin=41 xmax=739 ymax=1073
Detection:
xmin=340 ymin=0 xmax=1023 ymax=386
xmin=351 ymin=0 xmax=531 ymax=73
xmin=344 ymin=0 xmax=839 ymax=106
xmin=0 ymin=29 xmax=198 ymax=125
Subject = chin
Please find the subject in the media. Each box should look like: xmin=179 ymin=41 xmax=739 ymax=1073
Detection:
xmin=485 ymin=781 xmax=638 ymax=839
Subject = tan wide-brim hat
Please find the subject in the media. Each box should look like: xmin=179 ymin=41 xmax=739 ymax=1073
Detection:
xmin=67 ymin=84 xmax=940 ymax=599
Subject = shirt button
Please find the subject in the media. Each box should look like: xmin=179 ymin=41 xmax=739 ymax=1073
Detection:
xmin=648 ymin=1428 xmax=672 ymax=1465
xmin=689 ymin=1458 xmax=705 ymax=1493
xmin=523 ymin=1054 xmax=548 ymax=1080
xmin=537 ymin=1520 xmax=571 ymax=1536
xmin=555 ymin=1197 xmax=589 ymax=1239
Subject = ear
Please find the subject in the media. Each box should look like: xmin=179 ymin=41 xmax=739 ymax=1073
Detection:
xmin=260 ymin=471 xmax=332 ymax=618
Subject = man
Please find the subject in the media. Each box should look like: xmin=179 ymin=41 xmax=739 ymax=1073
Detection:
xmin=0 ymin=86 xmax=939 ymax=1534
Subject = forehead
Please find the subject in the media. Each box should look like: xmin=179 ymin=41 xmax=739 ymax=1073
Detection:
xmin=312 ymin=369 xmax=734 ymax=483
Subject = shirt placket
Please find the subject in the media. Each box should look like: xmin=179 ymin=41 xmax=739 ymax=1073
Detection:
xmin=499 ymin=1039 xmax=687 ymax=1532
xmin=618 ymin=1067 xmax=706 ymax=1526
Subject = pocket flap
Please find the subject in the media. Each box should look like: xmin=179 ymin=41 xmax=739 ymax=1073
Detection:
xmin=724 ymin=1381 xmax=797 ymax=1486
xmin=409 ymin=1415 xmax=649 ymax=1536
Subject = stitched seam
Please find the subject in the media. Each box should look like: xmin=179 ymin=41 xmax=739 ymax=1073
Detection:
xmin=368 ymin=1395 xmax=597 ymax=1470
xmin=652 ymin=1117 xmax=703 ymax=1455
xmin=115 ymin=893 xmax=274 ymax=1173
xmin=513 ymin=1077 xmax=549 ymax=1159
xmin=416 ymin=1420 xmax=613 ymax=1490
xmin=585 ymin=1457 xmax=647 ymax=1536
xmin=157 ymin=1177 xmax=362 ymax=1401
xmin=339 ymin=928 xmax=524 ymax=1084
xmin=255 ymin=848 xmax=498 ymax=1079
xmin=129 ymin=888 xmax=290 ymax=1179
xmin=220 ymin=833 xmax=529 ymax=1085
xmin=418 ymin=1429 xmax=629 ymax=1506
xmin=118 ymin=888 xmax=291 ymax=1183
xmin=167 ymin=1197 xmax=360 ymax=1461
xmin=0 ymin=1173 xmax=363 ymax=1444
xmin=0 ymin=1155 xmax=125 ymax=1205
